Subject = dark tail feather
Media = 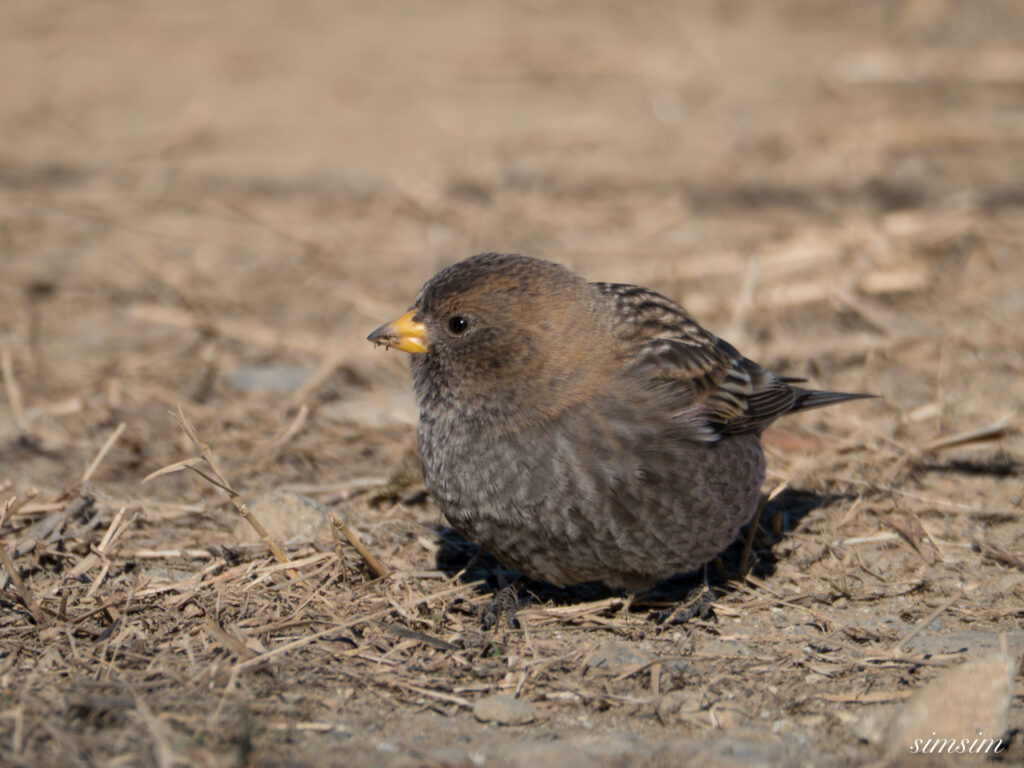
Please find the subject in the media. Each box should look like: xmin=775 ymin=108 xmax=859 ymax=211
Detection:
xmin=791 ymin=389 xmax=876 ymax=414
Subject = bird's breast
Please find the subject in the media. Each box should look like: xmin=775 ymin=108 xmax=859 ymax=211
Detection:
xmin=417 ymin=404 xmax=553 ymax=518
xmin=416 ymin=396 xmax=767 ymax=588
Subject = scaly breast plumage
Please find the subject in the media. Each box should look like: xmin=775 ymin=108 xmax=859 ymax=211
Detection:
xmin=417 ymin=399 xmax=766 ymax=589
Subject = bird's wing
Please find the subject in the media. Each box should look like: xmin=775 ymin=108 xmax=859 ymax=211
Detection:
xmin=594 ymin=283 xmax=806 ymax=441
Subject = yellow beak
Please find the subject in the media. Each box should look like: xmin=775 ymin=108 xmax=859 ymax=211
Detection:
xmin=367 ymin=310 xmax=428 ymax=354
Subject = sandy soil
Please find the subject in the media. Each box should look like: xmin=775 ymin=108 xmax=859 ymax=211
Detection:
xmin=1 ymin=1 xmax=1023 ymax=766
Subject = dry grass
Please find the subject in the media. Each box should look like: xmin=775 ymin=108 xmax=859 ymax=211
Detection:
xmin=2 ymin=1 xmax=1024 ymax=766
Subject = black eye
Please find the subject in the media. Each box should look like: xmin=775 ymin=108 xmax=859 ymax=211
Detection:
xmin=447 ymin=315 xmax=469 ymax=334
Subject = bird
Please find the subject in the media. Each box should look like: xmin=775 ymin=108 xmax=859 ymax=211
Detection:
xmin=368 ymin=253 xmax=870 ymax=595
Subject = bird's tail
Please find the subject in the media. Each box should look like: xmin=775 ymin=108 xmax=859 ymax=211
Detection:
xmin=791 ymin=388 xmax=876 ymax=414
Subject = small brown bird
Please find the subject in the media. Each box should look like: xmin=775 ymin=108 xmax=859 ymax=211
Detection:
xmin=368 ymin=253 xmax=868 ymax=593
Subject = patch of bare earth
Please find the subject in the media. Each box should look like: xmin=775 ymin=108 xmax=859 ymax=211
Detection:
xmin=1 ymin=1 xmax=1023 ymax=766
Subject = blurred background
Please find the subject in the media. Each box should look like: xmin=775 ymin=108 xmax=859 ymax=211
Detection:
xmin=4 ymin=0 xmax=1024 ymax=516
xmin=5 ymin=1 xmax=1024 ymax=483
xmin=2 ymin=2 xmax=1024 ymax=765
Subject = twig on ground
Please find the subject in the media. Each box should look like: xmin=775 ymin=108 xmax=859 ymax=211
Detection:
xmin=923 ymin=417 xmax=1022 ymax=453
xmin=142 ymin=404 xmax=297 ymax=580
xmin=1 ymin=346 xmax=28 ymax=434
xmin=972 ymin=537 xmax=1024 ymax=571
xmin=0 ymin=543 xmax=45 ymax=625
xmin=81 ymin=422 xmax=127 ymax=485
xmin=891 ymin=592 xmax=961 ymax=652
xmin=331 ymin=514 xmax=391 ymax=579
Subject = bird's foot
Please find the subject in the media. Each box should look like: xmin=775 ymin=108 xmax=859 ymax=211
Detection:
xmin=654 ymin=583 xmax=716 ymax=626
xmin=481 ymin=582 xmax=521 ymax=630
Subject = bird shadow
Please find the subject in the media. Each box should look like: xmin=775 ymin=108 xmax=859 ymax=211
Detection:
xmin=432 ymin=488 xmax=850 ymax=613
xmin=918 ymin=456 xmax=1021 ymax=477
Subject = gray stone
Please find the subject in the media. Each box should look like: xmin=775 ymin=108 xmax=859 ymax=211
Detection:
xmin=585 ymin=640 xmax=651 ymax=675
xmin=472 ymin=694 xmax=536 ymax=725
xmin=885 ymin=651 xmax=1017 ymax=763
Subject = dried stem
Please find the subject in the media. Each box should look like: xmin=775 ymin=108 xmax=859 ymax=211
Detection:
xmin=142 ymin=404 xmax=297 ymax=580
xmin=331 ymin=514 xmax=391 ymax=579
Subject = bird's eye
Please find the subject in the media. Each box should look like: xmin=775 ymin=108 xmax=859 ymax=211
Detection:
xmin=447 ymin=315 xmax=469 ymax=334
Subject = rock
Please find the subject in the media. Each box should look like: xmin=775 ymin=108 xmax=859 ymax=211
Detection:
xmin=585 ymin=640 xmax=651 ymax=675
xmin=472 ymin=694 xmax=536 ymax=725
xmin=885 ymin=651 xmax=1017 ymax=763
xmin=586 ymin=640 xmax=697 ymax=691
xmin=234 ymin=490 xmax=334 ymax=545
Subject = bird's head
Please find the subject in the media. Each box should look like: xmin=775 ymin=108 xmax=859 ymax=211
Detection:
xmin=368 ymin=253 xmax=613 ymax=427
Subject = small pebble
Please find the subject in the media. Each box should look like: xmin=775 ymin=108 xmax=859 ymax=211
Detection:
xmin=885 ymin=652 xmax=1017 ymax=762
xmin=473 ymin=694 xmax=536 ymax=725
xmin=585 ymin=640 xmax=650 ymax=675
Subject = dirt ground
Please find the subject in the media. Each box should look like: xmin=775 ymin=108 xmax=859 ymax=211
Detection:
xmin=2 ymin=1 xmax=1024 ymax=766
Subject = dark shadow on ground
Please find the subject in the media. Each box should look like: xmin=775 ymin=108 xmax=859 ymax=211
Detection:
xmin=432 ymin=488 xmax=852 ymax=613
xmin=919 ymin=457 xmax=1021 ymax=477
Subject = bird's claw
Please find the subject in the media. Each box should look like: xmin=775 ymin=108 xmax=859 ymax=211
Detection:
xmin=482 ymin=583 xmax=520 ymax=630
xmin=654 ymin=584 xmax=717 ymax=626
